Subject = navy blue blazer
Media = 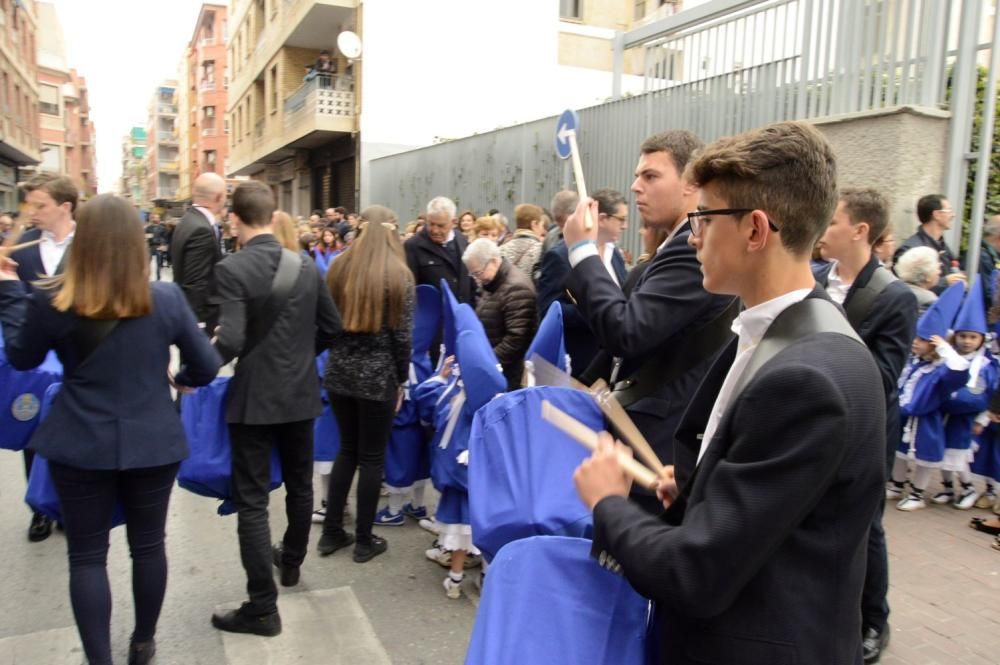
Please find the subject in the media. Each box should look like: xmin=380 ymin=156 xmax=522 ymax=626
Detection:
xmin=10 ymin=227 xmax=48 ymax=281
xmin=0 ymin=281 xmax=222 ymax=470
xmin=563 ymin=223 xmax=735 ymax=462
xmin=535 ymin=240 xmax=626 ymax=378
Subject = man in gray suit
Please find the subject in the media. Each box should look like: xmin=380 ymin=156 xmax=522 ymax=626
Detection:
xmin=170 ymin=173 xmax=226 ymax=332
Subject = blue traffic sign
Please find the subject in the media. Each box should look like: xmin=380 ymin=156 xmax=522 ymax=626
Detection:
xmin=554 ymin=109 xmax=579 ymax=160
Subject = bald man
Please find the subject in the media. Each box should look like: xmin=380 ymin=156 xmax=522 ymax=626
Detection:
xmin=171 ymin=173 xmax=227 ymax=331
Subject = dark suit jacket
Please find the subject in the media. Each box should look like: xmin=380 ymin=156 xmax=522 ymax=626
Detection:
xmin=212 ymin=235 xmax=342 ymax=425
xmin=592 ymin=288 xmax=885 ymax=665
xmin=404 ymin=229 xmax=475 ymax=304
xmin=892 ymin=226 xmax=956 ymax=295
xmin=535 ymin=240 xmax=626 ymax=379
xmin=170 ymin=206 xmax=221 ymax=327
xmin=814 ymin=256 xmax=917 ymax=409
xmin=564 ymin=223 xmax=735 ymax=462
xmin=0 ymin=281 xmax=221 ymax=470
xmin=10 ymin=228 xmax=50 ymax=281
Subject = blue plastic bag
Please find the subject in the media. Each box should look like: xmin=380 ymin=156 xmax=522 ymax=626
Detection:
xmin=313 ymin=350 xmax=342 ymax=462
xmin=469 ymin=386 xmax=601 ymax=562
xmin=465 ymin=536 xmax=650 ymax=665
xmin=177 ymin=377 xmax=282 ymax=515
xmin=0 ymin=348 xmax=63 ymax=451
xmin=25 ymin=384 xmax=126 ymax=527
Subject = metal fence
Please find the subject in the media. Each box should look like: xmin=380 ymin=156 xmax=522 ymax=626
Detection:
xmin=369 ymin=0 xmax=987 ymax=259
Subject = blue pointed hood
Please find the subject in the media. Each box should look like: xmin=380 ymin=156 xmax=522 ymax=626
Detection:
xmin=413 ymin=285 xmax=443 ymax=356
xmin=954 ymin=275 xmax=988 ymax=335
xmin=439 ymin=279 xmax=461 ymax=357
xmin=525 ymin=302 xmax=567 ymax=372
xmin=916 ymin=281 xmax=965 ymax=340
xmin=456 ymin=329 xmax=505 ymax=411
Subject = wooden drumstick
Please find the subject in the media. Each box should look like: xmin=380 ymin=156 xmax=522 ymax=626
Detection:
xmin=589 ymin=379 xmax=667 ymax=477
xmin=0 ymin=238 xmax=43 ymax=254
xmin=566 ymin=130 xmax=593 ymax=231
xmin=541 ymin=400 xmax=659 ymax=491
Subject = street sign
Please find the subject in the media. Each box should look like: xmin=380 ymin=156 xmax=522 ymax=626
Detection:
xmin=554 ymin=109 xmax=579 ymax=160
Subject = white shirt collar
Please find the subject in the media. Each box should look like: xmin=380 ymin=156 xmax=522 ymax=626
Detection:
xmin=193 ymin=205 xmax=217 ymax=226
xmin=41 ymin=222 xmax=76 ymax=246
xmin=600 ymin=242 xmax=621 ymax=287
xmin=656 ymin=217 xmax=688 ymax=254
xmin=731 ymin=288 xmax=814 ymax=351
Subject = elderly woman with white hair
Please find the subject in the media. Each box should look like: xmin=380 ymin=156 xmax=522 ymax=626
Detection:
xmin=895 ymin=246 xmax=941 ymax=315
xmin=463 ymin=238 xmax=538 ymax=390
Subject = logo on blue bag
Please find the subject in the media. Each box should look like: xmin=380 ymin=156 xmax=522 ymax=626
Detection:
xmin=11 ymin=393 xmax=41 ymax=422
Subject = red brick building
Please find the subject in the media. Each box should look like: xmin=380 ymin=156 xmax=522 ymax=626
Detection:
xmin=185 ymin=4 xmax=228 ymax=184
xmin=0 ymin=0 xmax=41 ymax=212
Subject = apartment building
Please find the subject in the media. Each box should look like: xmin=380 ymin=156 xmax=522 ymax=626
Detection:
xmin=226 ymin=0 xmax=357 ymax=215
xmin=0 ymin=0 xmax=40 ymax=212
xmin=35 ymin=1 xmax=96 ymax=198
xmin=144 ymin=82 xmax=180 ymax=206
xmin=120 ymin=126 xmax=146 ymax=206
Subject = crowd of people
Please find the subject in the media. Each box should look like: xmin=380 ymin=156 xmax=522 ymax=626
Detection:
xmin=2 ymin=118 xmax=1000 ymax=665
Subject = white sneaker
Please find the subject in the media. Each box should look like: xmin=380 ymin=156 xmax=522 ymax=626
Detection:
xmin=425 ymin=545 xmax=452 ymax=567
xmin=897 ymin=494 xmax=927 ymax=511
xmin=954 ymin=488 xmax=978 ymax=510
xmin=885 ymin=481 xmax=905 ymax=500
xmin=930 ymin=490 xmax=954 ymax=505
xmin=444 ymin=576 xmax=463 ymax=599
xmin=311 ymin=507 xmax=327 ymax=524
xmin=418 ymin=518 xmax=440 ymax=534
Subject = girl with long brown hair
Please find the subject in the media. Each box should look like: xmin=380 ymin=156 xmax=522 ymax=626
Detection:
xmin=0 ymin=193 xmax=221 ymax=665
xmin=317 ymin=205 xmax=415 ymax=563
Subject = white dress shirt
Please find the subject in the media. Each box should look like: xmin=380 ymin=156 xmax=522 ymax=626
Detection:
xmin=40 ymin=224 xmax=76 ymax=276
xmin=696 ymin=288 xmax=813 ymax=464
xmin=825 ymin=261 xmax=852 ymax=305
xmin=568 ymin=241 xmax=623 ymax=284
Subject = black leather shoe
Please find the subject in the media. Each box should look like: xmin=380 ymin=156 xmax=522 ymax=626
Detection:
xmin=28 ymin=513 xmax=52 ymax=542
xmin=211 ymin=605 xmax=281 ymax=637
xmin=127 ymin=636 xmax=156 ymax=665
xmin=862 ymin=624 xmax=890 ymax=663
xmin=271 ymin=543 xmax=300 ymax=587
xmin=317 ymin=530 xmax=355 ymax=556
xmin=353 ymin=535 xmax=387 ymax=563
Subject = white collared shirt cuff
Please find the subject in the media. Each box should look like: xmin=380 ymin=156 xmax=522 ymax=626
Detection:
xmin=568 ymin=242 xmax=599 ymax=268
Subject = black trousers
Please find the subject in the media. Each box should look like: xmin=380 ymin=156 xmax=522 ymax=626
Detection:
xmin=228 ymin=420 xmax=314 ymax=616
xmin=48 ymin=461 xmax=180 ymax=665
xmin=324 ymin=394 xmax=396 ymax=542
xmin=861 ymin=412 xmax=899 ymax=633
xmin=23 ymin=449 xmax=41 ymax=516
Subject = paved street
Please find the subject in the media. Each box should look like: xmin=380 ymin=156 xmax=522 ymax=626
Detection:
xmin=1 ymin=442 xmax=997 ymax=665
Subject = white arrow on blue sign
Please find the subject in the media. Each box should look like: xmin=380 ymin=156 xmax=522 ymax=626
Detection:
xmin=554 ymin=109 xmax=579 ymax=160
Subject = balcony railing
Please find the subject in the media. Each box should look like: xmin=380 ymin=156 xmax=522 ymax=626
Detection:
xmin=157 ymin=104 xmax=178 ymax=115
xmin=283 ymin=75 xmax=355 ymax=134
xmin=200 ymin=81 xmax=215 ymax=92
xmin=157 ymin=131 xmax=177 ymax=142
xmin=202 ymin=127 xmax=217 ymax=137
xmin=160 ymin=161 xmax=179 ymax=171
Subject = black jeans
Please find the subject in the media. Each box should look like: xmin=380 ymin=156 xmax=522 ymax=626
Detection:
xmin=48 ymin=461 xmax=180 ymax=665
xmin=228 ymin=420 xmax=314 ymax=616
xmin=325 ymin=394 xmax=396 ymax=542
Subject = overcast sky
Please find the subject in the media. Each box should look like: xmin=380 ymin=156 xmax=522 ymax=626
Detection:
xmin=48 ymin=0 xmax=208 ymax=193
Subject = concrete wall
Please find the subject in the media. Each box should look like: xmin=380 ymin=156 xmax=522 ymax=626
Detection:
xmin=816 ymin=106 xmax=950 ymax=240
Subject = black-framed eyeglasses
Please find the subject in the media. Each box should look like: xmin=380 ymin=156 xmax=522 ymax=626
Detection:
xmin=686 ymin=208 xmax=780 ymax=238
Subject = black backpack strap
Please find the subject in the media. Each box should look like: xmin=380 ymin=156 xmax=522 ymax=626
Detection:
xmin=241 ymin=248 xmax=302 ymax=358
xmin=843 ymin=266 xmax=895 ymax=330
xmin=64 ymin=318 xmax=120 ymax=380
xmin=730 ymin=298 xmax=861 ymax=400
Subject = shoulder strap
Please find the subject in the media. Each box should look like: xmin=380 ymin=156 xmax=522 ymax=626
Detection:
xmin=844 ymin=266 xmax=895 ymax=330
xmin=68 ymin=318 xmax=119 ymax=379
xmin=241 ymin=248 xmax=303 ymax=358
xmin=730 ymin=298 xmax=861 ymax=400
xmin=612 ymin=297 xmax=741 ymax=408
